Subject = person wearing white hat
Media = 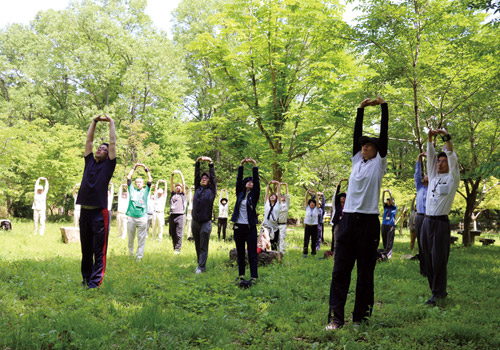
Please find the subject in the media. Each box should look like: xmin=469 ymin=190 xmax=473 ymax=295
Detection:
xmin=33 ymin=177 xmax=49 ymax=235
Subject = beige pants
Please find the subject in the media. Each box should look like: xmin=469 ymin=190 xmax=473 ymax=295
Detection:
xmin=33 ymin=209 xmax=46 ymax=236
xmin=152 ymin=212 xmax=165 ymax=240
xmin=118 ymin=213 xmax=128 ymax=239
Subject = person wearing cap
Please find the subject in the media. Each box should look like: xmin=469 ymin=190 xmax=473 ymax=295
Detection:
xmin=330 ymin=179 xmax=347 ymax=253
xmin=381 ymin=190 xmax=397 ymax=259
xmin=303 ymin=189 xmax=319 ymax=258
xmin=72 ymin=183 xmax=81 ymax=228
xmin=326 ymin=95 xmax=388 ymax=330
xmin=421 ymin=129 xmax=459 ymax=306
xmin=231 ymin=157 xmax=260 ymax=285
xmin=126 ymin=163 xmax=153 ymax=262
xmin=76 ymin=115 xmax=116 ymax=289
xmin=192 ymin=157 xmax=217 ymax=273
xmin=117 ymin=184 xmax=129 ymax=239
xmin=33 ymin=177 xmax=49 ymax=235
xmin=277 ymin=182 xmax=290 ymax=255
xmin=414 ymin=152 xmax=428 ymax=275
xmin=169 ymin=171 xmax=187 ymax=253
xmin=218 ymin=189 xmax=229 ymax=240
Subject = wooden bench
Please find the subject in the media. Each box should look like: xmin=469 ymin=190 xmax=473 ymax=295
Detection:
xmin=450 ymin=236 xmax=458 ymax=244
xmin=456 ymin=230 xmax=481 ymax=244
xmin=478 ymin=238 xmax=495 ymax=246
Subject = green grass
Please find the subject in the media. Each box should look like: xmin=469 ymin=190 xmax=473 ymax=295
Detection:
xmin=1 ymin=220 xmax=499 ymax=349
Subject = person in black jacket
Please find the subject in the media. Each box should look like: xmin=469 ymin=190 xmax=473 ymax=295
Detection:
xmin=330 ymin=179 xmax=347 ymax=253
xmin=231 ymin=158 xmax=260 ymax=285
xmin=192 ymin=156 xmax=217 ymax=274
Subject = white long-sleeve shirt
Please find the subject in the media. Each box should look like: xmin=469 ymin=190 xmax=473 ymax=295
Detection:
xmin=32 ymin=179 xmax=49 ymax=210
xmin=262 ymin=201 xmax=280 ymax=231
xmin=304 ymin=206 xmax=319 ymax=225
xmin=425 ymin=142 xmax=460 ymax=216
xmin=343 ymin=152 xmax=387 ymax=214
xmin=278 ymin=194 xmax=290 ymax=224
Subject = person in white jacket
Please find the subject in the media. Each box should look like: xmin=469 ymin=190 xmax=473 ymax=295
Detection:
xmin=277 ymin=182 xmax=290 ymax=255
xmin=33 ymin=177 xmax=49 ymax=235
xmin=262 ymin=181 xmax=281 ymax=251
xmin=117 ymin=184 xmax=129 ymax=239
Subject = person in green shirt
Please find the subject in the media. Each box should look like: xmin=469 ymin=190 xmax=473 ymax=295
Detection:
xmin=126 ymin=163 xmax=153 ymax=261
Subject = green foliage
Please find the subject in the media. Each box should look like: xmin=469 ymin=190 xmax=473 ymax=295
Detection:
xmin=2 ymin=221 xmax=500 ymax=349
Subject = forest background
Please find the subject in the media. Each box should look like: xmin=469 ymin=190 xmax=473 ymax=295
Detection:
xmin=1 ymin=0 xmax=500 ymax=245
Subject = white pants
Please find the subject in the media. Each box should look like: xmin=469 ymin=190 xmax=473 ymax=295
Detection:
xmin=33 ymin=209 xmax=46 ymax=235
xmin=152 ymin=212 xmax=165 ymax=240
xmin=118 ymin=213 xmax=127 ymax=239
xmin=74 ymin=209 xmax=81 ymax=228
xmin=185 ymin=217 xmax=192 ymax=238
xmin=128 ymin=216 xmax=148 ymax=259
xmin=278 ymin=224 xmax=287 ymax=254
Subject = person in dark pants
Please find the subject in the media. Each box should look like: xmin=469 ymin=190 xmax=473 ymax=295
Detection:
xmin=330 ymin=179 xmax=347 ymax=253
xmin=326 ymin=95 xmax=388 ymax=330
xmin=192 ymin=156 xmax=217 ymax=274
xmin=380 ymin=190 xmax=397 ymax=259
xmin=169 ymin=170 xmax=187 ymax=254
xmin=303 ymin=189 xmax=318 ymax=258
xmin=414 ymin=152 xmax=428 ymax=276
xmin=421 ymin=129 xmax=459 ymax=306
xmin=218 ymin=189 xmax=229 ymax=240
xmin=76 ymin=114 xmax=116 ymax=289
xmin=231 ymin=158 xmax=260 ymax=285
xmin=316 ymin=192 xmax=326 ymax=251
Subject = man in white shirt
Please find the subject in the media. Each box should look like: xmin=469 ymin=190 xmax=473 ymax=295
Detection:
xmin=327 ymin=95 xmax=388 ymax=330
xmin=33 ymin=177 xmax=49 ymax=235
xmin=421 ymin=129 xmax=459 ymax=306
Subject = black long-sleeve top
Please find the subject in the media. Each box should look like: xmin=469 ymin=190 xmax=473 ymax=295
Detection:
xmin=353 ymin=103 xmax=388 ymax=158
xmin=192 ymin=162 xmax=217 ymax=222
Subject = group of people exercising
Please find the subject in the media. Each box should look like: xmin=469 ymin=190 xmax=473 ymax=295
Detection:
xmin=32 ymin=94 xmax=459 ymax=330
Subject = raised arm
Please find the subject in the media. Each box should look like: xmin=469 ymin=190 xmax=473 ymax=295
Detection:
xmin=143 ymin=164 xmax=153 ymax=184
xmin=84 ymin=117 xmax=98 ymax=157
xmin=427 ymin=129 xmax=439 ymax=179
xmin=353 ymin=100 xmax=368 ymax=156
xmin=250 ymin=159 xmax=259 ymax=203
xmin=415 ymin=152 xmax=426 ymax=189
xmin=280 ymin=182 xmax=289 ymax=195
xmin=40 ymin=177 xmax=49 ymax=195
xmin=127 ymin=163 xmax=139 ymax=181
xmin=99 ymin=114 xmax=116 ymax=160
xmin=376 ymin=96 xmax=388 ymax=158
xmin=72 ymin=183 xmax=81 ymax=199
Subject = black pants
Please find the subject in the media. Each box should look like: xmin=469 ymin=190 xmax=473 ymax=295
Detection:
xmin=217 ymin=217 xmax=227 ymax=240
xmin=270 ymin=229 xmax=279 ymax=251
xmin=79 ymin=208 xmax=110 ymax=288
xmin=234 ymin=223 xmax=258 ymax=279
xmin=329 ymin=213 xmax=380 ymax=326
xmin=421 ymin=216 xmax=450 ymax=298
xmin=381 ymin=224 xmax=395 ymax=258
xmin=415 ymin=213 xmax=426 ymax=276
xmin=303 ymin=224 xmax=318 ymax=255
xmin=169 ymin=213 xmax=184 ymax=251
xmin=192 ymin=219 xmax=212 ymax=269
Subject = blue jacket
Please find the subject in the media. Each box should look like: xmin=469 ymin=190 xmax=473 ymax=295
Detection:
xmin=230 ymin=166 xmax=260 ymax=226
xmin=382 ymin=204 xmax=397 ymax=226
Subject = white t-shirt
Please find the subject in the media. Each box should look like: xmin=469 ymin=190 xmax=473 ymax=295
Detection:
xmin=154 ymin=195 xmax=167 ymax=213
xmin=425 ymin=142 xmax=460 ymax=216
xmin=33 ymin=192 xmax=47 ymax=211
xmin=219 ymin=202 xmax=229 ymax=218
xmin=304 ymin=206 xmax=319 ymax=225
xmin=117 ymin=194 xmax=129 ymax=214
xmin=343 ymin=152 xmax=387 ymax=214
xmin=262 ymin=201 xmax=280 ymax=231
xmin=236 ymin=198 xmax=249 ymax=224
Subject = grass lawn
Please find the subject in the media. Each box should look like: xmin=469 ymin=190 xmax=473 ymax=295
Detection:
xmin=1 ymin=219 xmax=499 ymax=349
